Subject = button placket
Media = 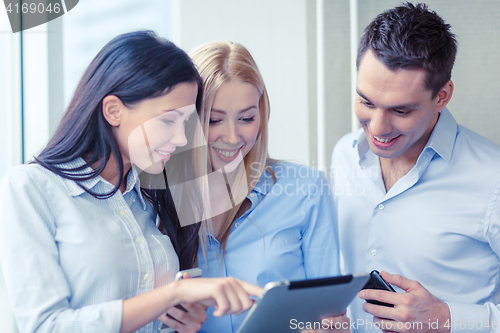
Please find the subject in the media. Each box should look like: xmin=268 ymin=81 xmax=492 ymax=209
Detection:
xmin=116 ymin=195 xmax=154 ymax=294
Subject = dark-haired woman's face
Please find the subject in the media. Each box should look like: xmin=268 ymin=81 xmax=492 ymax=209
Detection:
xmin=111 ymin=82 xmax=198 ymax=174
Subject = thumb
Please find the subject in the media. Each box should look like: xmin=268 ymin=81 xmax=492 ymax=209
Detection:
xmin=380 ymin=271 xmax=415 ymax=292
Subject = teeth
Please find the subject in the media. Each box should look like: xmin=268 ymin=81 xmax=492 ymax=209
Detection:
xmin=215 ymin=148 xmax=239 ymax=158
xmin=374 ymin=135 xmax=394 ymax=143
xmin=157 ymin=150 xmax=171 ymax=156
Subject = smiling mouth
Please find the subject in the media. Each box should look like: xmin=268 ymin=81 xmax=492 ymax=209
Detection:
xmin=156 ymin=151 xmax=170 ymax=157
xmin=373 ymin=135 xmax=395 ymax=143
xmin=155 ymin=150 xmax=174 ymax=161
xmin=213 ymin=147 xmax=242 ymax=158
xmin=373 ymin=135 xmax=398 ymax=143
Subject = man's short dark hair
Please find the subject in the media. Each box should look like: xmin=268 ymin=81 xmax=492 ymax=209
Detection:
xmin=357 ymin=2 xmax=457 ymax=98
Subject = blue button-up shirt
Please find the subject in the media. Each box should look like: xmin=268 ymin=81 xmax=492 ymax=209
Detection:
xmin=198 ymin=161 xmax=340 ymax=333
xmin=0 ymin=159 xmax=179 ymax=333
xmin=331 ymin=108 xmax=500 ymax=332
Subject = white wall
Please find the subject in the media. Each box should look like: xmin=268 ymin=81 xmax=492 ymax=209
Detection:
xmin=0 ymin=9 xmax=21 ymax=333
xmin=176 ymin=0 xmax=311 ymax=166
xmin=0 ymin=8 xmax=22 ymax=177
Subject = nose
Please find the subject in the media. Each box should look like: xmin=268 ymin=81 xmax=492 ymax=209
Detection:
xmin=221 ymin=121 xmax=240 ymax=145
xmin=369 ymin=109 xmax=392 ymax=137
xmin=170 ymin=124 xmax=188 ymax=147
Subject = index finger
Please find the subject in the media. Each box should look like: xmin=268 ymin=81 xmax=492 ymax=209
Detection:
xmin=238 ymin=280 xmax=263 ymax=297
xmin=359 ymin=288 xmax=398 ymax=305
xmin=380 ymin=271 xmax=419 ymax=292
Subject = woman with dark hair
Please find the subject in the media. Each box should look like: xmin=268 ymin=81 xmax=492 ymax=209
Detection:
xmin=0 ymin=31 xmax=260 ymax=333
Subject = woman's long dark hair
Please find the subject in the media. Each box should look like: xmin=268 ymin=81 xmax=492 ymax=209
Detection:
xmin=35 ymin=30 xmax=202 ymax=270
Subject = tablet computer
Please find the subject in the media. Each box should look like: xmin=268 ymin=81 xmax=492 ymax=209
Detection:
xmin=236 ymin=273 xmax=369 ymax=333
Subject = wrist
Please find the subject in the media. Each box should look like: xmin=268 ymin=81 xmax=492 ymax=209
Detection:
xmin=438 ymin=301 xmax=451 ymax=333
xmin=160 ymin=280 xmax=184 ymax=310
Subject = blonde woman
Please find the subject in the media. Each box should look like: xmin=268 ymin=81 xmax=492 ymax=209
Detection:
xmin=190 ymin=41 xmax=345 ymax=333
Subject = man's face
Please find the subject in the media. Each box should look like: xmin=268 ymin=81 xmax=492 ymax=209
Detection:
xmin=355 ymin=50 xmax=443 ymax=162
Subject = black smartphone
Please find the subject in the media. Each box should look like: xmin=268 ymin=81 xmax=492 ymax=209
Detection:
xmin=361 ymin=270 xmax=396 ymax=307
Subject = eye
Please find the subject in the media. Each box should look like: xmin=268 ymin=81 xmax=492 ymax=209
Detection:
xmin=163 ymin=119 xmax=175 ymax=125
xmin=209 ymin=118 xmax=221 ymax=125
xmin=361 ymin=100 xmax=374 ymax=108
xmin=393 ymin=109 xmax=410 ymax=116
xmin=240 ymin=116 xmax=255 ymax=123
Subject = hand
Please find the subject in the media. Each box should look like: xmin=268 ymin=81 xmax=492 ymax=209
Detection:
xmin=158 ymin=272 xmax=208 ymax=333
xmin=302 ymin=314 xmax=351 ymax=333
xmin=158 ymin=302 xmax=208 ymax=333
xmin=176 ymin=277 xmax=262 ymax=317
xmin=358 ymin=271 xmax=450 ymax=333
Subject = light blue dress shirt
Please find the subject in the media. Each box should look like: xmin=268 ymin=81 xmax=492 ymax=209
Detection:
xmin=0 ymin=158 xmax=179 ymax=333
xmin=331 ymin=108 xmax=500 ymax=333
xmin=198 ymin=161 xmax=341 ymax=333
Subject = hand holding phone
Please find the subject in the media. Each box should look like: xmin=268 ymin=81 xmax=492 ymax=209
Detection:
xmin=161 ymin=268 xmax=203 ymax=332
xmin=361 ymin=270 xmax=396 ymax=307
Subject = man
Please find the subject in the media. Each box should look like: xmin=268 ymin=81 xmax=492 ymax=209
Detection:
xmin=331 ymin=2 xmax=500 ymax=333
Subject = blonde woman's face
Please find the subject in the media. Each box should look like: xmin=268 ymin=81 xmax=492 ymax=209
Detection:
xmin=208 ymin=79 xmax=261 ymax=171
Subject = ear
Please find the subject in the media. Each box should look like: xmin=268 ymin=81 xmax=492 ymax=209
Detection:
xmin=433 ymin=80 xmax=454 ymax=112
xmin=102 ymin=95 xmax=125 ymax=127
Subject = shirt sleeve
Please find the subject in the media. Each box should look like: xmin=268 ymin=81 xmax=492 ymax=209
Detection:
xmin=300 ymin=170 xmax=341 ymax=278
xmin=447 ymin=177 xmax=500 ymax=333
xmin=0 ymin=166 xmax=123 ymax=333
xmin=446 ymin=302 xmax=500 ymax=333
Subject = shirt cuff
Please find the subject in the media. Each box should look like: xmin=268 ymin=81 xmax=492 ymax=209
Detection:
xmin=109 ymin=299 xmax=124 ymax=333
xmin=447 ymin=302 xmax=498 ymax=333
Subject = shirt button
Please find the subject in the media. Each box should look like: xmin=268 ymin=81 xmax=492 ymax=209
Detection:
xmin=143 ymin=274 xmax=151 ymax=281
xmin=235 ymin=222 xmax=240 ymax=228
xmin=250 ymin=193 xmax=255 ymax=197
xmin=135 ymin=237 xmax=143 ymax=245
xmin=371 ymin=249 xmax=377 ymax=256
xmin=378 ymin=204 xmax=385 ymax=210
xmin=213 ymin=253 xmax=217 ymax=258
xmin=119 ymin=209 xmax=127 ymax=216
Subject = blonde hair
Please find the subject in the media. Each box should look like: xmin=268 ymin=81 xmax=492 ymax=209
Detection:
xmin=189 ymin=41 xmax=272 ymax=255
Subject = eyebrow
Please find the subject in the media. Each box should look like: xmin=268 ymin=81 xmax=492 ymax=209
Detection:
xmin=163 ymin=107 xmax=196 ymax=116
xmin=356 ymin=89 xmax=420 ymax=110
xmin=163 ymin=109 xmax=183 ymax=115
xmin=211 ymin=105 xmax=258 ymax=115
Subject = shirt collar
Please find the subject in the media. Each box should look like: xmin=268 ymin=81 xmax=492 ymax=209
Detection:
xmin=58 ymin=158 xmax=147 ymax=209
xmin=353 ymin=129 xmax=370 ymax=160
xmin=128 ymin=167 xmax=148 ymax=210
xmin=423 ymin=107 xmax=457 ymax=163
xmin=352 ymin=107 xmax=458 ymax=163
xmin=57 ymin=158 xmax=101 ymax=196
